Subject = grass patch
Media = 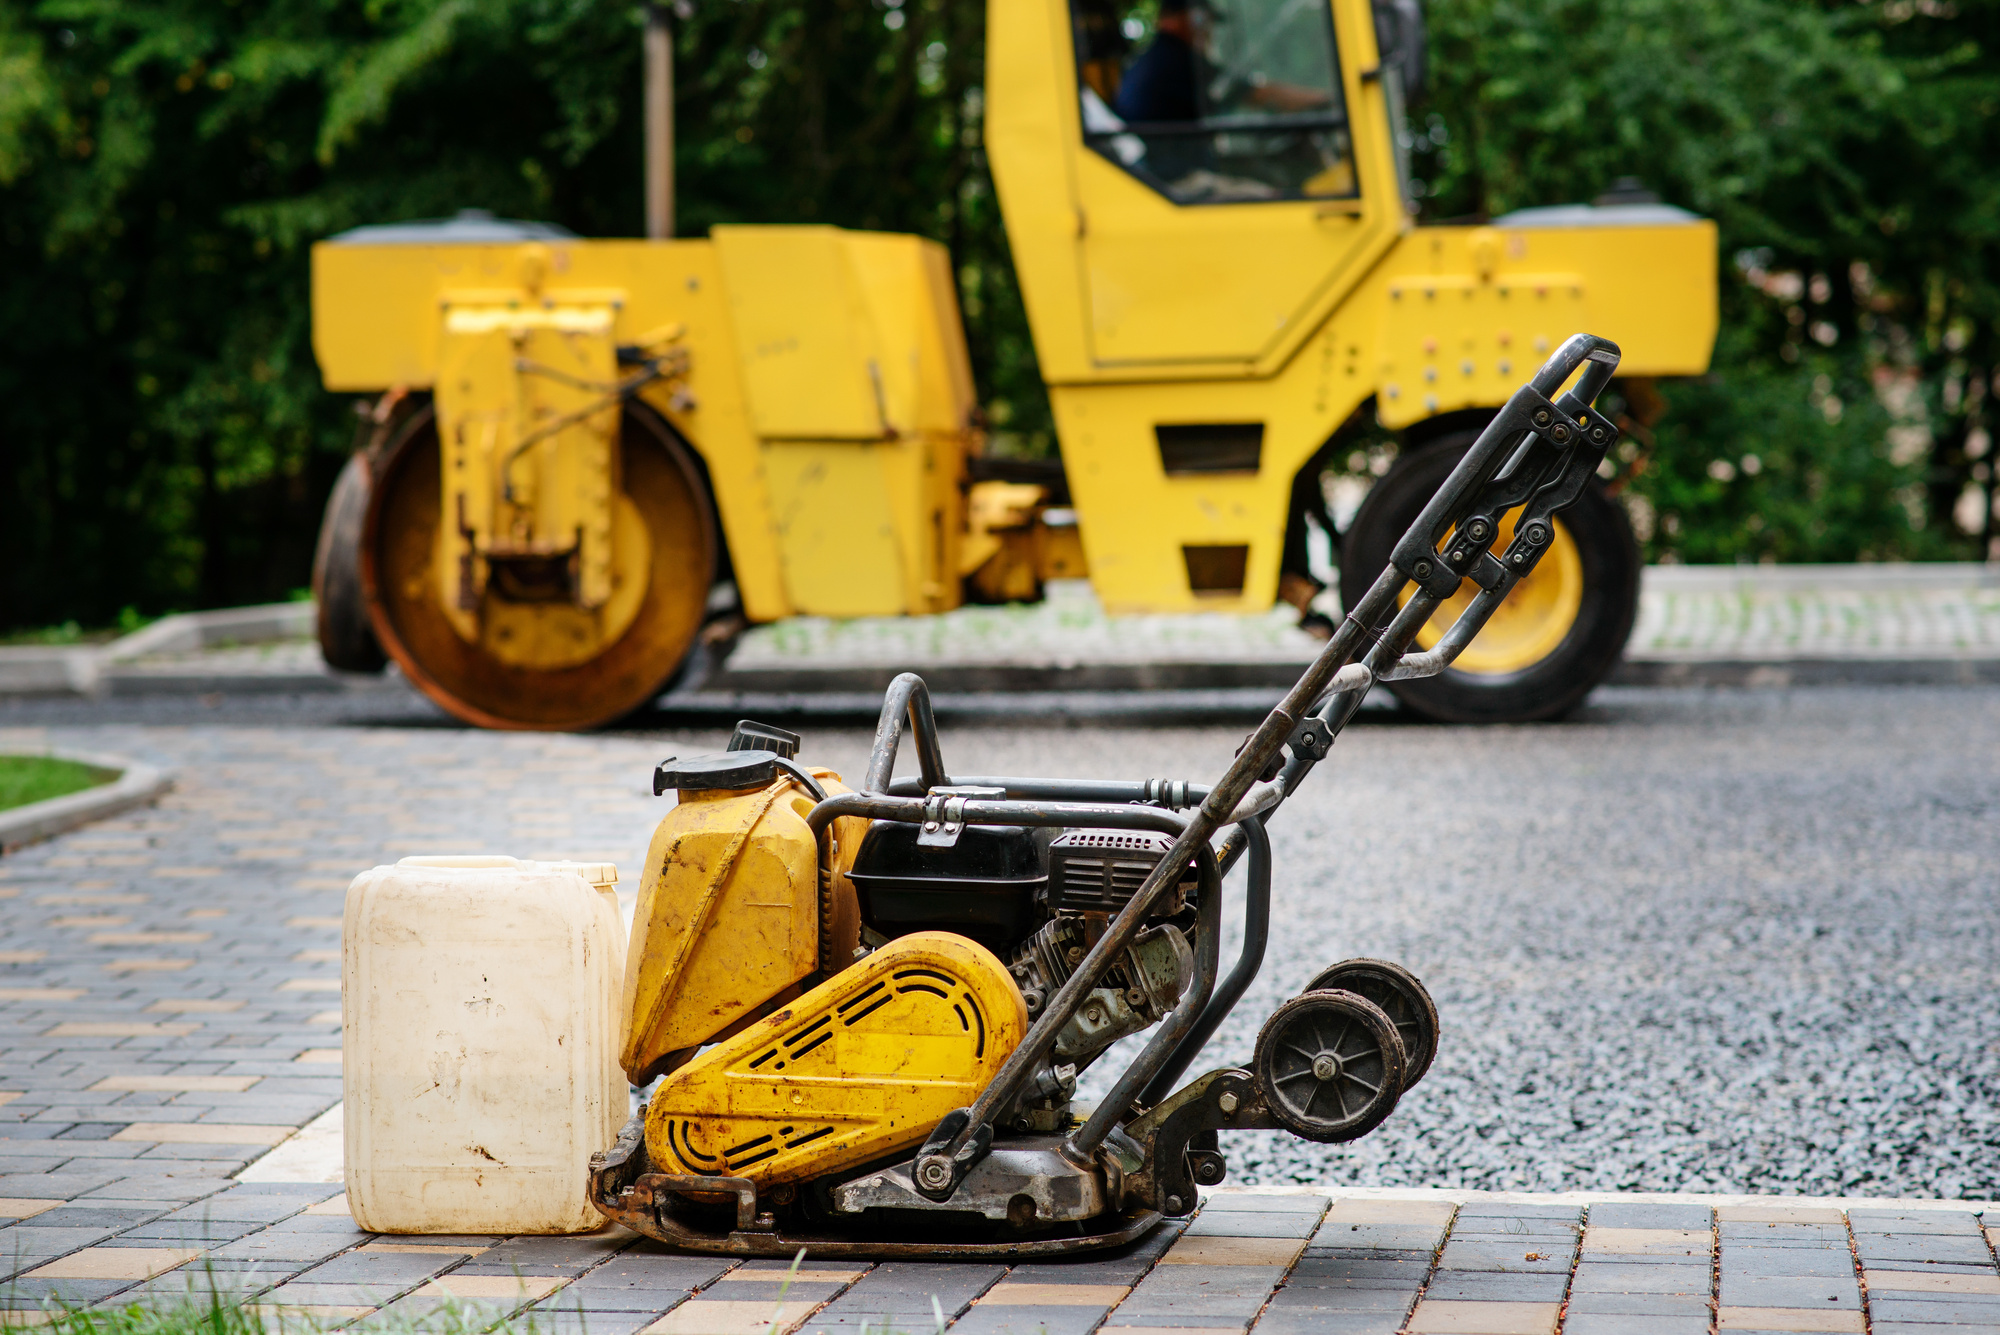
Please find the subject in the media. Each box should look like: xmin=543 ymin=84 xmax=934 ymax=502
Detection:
xmin=1 ymin=1249 xmax=864 ymax=1335
xmin=0 ymin=756 xmax=116 ymax=813
xmin=0 ymin=607 xmax=158 ymax=647
xmin=15 ymin=1290 xmax=530 ymax=1335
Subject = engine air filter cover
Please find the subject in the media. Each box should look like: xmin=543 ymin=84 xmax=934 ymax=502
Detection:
xmin=849 ymin=821 xmax=1054 ymax=953
xmin=1047 ymin=829 xmax=1195 ymax=916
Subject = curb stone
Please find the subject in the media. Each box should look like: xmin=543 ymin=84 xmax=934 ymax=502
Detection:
xmin=0 ymin=602 xmax=320 ymax=699
xmin=0 ymin=748 xmax=174 ymax=851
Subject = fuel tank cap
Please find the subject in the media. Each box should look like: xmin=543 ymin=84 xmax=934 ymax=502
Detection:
xmin=653 ymin=751 xmax=779 ymax=795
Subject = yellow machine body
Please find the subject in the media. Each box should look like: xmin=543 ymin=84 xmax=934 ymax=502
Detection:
xmin=309 ymin=0 xmax=1718 ymax=725
xmin=621 ymin=766 xmax=867 ymax=1085
xmin=316 ymin=228 xmax=976 ymax=631
xmin=642 ymin=932 xmax=1027 ymax=1187
xmin=429 ymin=296 xmax=650 ymax=668
xmin=984 ymin=0 xmax=1716 ymax=613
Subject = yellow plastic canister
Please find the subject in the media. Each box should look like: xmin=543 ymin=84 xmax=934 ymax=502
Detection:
xmin=342 ymin=855 xmax=624 ymax=1234
xmin=621 ymin=767 xmax=866 ymax=1086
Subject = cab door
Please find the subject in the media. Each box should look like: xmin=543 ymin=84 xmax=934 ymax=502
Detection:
xmin=1069 ymin=0 xmax=1406 ymax=370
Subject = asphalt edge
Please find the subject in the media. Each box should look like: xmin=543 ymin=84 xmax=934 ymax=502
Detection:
xmin=698 ymin=654 xmax=2000 ymax=698
xmin=0 ymin=748 xmax=174 ymax=852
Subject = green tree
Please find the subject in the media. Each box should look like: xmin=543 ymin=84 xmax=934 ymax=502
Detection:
xmin=1410 ymin=0 xmax=1999 ymax=562
xmin=2 ymin=0 xmax=1997 ymax=632
xmin=0 ymin=0 xmax=1038 ymax=631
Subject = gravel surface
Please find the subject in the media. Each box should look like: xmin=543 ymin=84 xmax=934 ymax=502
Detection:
xmin=894 ymin=686 xmax=2000 ymax=1202
xmin=9 ymin=682 xmax=1997 ymax=1202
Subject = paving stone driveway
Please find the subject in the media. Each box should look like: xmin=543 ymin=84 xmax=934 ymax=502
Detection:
xmin=1 ymin=722 xmax=1998 ymax=1333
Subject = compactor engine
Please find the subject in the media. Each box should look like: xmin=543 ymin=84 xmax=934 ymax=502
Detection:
xmin=623 ymin=723 xmax=1213 ymax=1200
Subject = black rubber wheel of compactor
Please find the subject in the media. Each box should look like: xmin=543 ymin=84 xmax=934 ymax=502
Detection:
xmin=1338 ymin=430 xmax=1641 ymax=723
xmin=1302 ymin=958 xmax=1439 ymax=1088
xmin=1254 ymin=988 xmax=1407 ymax=1144
xmin=313 ymin=451 xmax=387 ymax=673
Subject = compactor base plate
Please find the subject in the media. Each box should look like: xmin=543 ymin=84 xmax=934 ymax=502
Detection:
xmin=599 ymin=1173 xmax=1162 ymax=1258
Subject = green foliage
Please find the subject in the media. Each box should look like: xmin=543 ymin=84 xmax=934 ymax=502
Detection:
xmin=1411 ymin=0 xmax=2000 ymax=563
xmin=0 ymin=754 xmax=111 ymax=810
xmin=0 ymin=0 xmax=1995 ymax=633
xmin=23 ymin=1275 xmax=572 ymax=1335
xmin=1632 ymin=331 xmax=1949 ymax=563
xmin=0 ymin=0 xmax=1044 ymax=632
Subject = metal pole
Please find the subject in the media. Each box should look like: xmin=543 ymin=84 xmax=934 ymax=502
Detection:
xmin=644 ymin=4 xmax=674 ymax=239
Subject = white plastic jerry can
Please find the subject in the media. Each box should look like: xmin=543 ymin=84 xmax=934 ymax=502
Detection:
xmin=342 ymin=855 xmax=625 ymax=1234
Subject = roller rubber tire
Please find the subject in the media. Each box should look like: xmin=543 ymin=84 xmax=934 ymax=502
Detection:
xmin=313 ymin=451 xmax=387 ymax=674
xmin=1338 ymin=430 xmax=1640 ymax=723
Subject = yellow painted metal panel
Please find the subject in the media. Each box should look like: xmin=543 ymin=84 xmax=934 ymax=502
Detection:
xmin=992 ymin=0 xmax=1408 ymax=380
xmin=841 ymin=232 xmax=979 ymax=437
xmin=311 ymin=237 xmax=799 ymax=624
xmin=1052 ymin=208 xmax=1717 ymax=612
xmin=311 ymin=230 xmax=981 ymax=627
xmin=760 ymin=442 xmax=909 ymax=617
xmin=712 ymin=226 xmax=887 ymax=440
xmin=644 ymin=932 xmax=1027 ymax=1186
xmin=920 ymin=240 xmax=980 ymax=428
xmin=1375 ymin=274 xmax=1587 ymax=428
xmin=984 ymin=0 xmax=1719 ymax=612
xmin=985 ymin=0 xmax=1095 ymax=384
xmin=1372 ymin=222 xmax=1719 ymax=429
xmin=428 ymin=301 xmax=644 ymax=668
xmin=1054 ymin=364 xmax=1367 ymax=613
xmin=1076 ymin=163 xmax=1375 ymax=363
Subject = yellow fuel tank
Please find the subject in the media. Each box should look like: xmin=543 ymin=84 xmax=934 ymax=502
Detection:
xmin=621 ymin=766 xmax=867 ymax=1085
xmin=643 ymin=932 xmax=1026 ymax=1186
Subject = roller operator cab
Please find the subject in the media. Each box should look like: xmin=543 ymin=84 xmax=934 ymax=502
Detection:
xmin=987 ymin=0 xmax=1715 ymax=720
xmin=308 ymin=0 xmax=1716 ymax=730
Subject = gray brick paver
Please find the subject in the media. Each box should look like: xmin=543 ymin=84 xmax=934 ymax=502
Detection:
xmin=5 ymin=724 xmax=2000 ymax=1331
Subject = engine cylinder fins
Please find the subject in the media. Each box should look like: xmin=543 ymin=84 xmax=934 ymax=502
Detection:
xmin=644 ymin=931 xmax=1027 ymax=1188
xmin=1046 ymin=828 xmax=1196 ymax=916
xmin=1253 ymin=988 xmax=1407 ymax=1143
xmin=1301 ymin=957 xmax=1440 ymax=1087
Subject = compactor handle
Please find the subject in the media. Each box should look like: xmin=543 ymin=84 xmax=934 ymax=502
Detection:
xmin=1387 ymin=334 xmax=1621 ymax=596
xmin=864 ymin=672 xmax=950 ymax=794
xmin=1530 ymin=331 xmax=1622 ymax=401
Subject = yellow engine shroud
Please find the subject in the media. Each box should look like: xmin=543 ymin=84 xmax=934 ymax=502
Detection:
xmin=621 ymin=768 xmax=867 ymax=1086
xmin=644 ymin=932 xmax=1026 ymax=1187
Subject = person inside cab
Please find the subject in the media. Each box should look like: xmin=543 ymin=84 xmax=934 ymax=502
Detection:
xmin=1113 ymin=0 xmax=1334 ymax=125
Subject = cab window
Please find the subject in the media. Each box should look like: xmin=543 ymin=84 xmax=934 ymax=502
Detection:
xmin=1072 ymin=0 xmax=1355 ymax=205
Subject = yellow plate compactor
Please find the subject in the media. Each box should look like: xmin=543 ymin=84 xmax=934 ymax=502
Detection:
xmin=591 ymin=336 xmax=1624 ymax=1256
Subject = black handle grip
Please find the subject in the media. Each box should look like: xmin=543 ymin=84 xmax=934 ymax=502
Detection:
xmin=1530 ymin=332 xmax=1622 ymax=399
xmin=1384 ymin=332 xmax=1623 ymax=598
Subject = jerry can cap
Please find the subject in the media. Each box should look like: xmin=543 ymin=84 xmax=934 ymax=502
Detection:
xmin=654 ymin=751 xmax=779 ymax=795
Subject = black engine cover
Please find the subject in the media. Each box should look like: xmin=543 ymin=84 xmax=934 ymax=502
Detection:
xmin=847 ymin=821 xmax=1054 ymax=953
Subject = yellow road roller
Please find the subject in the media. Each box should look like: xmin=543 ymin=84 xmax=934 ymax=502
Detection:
xmin=587 ymin=336 xmax=1626 ymax=1253
xmin=310 ymin=0 xmax=1716 ymax=729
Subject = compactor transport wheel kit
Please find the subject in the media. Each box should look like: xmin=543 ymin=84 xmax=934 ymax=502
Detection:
xmin=1254 ymin=989 xmax=1406 ymax=1143
xmin=1303 ymin=956 xmax=1441 ymax=1086
xmin=578 ymin=336 xmax=1629 ymax=1258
